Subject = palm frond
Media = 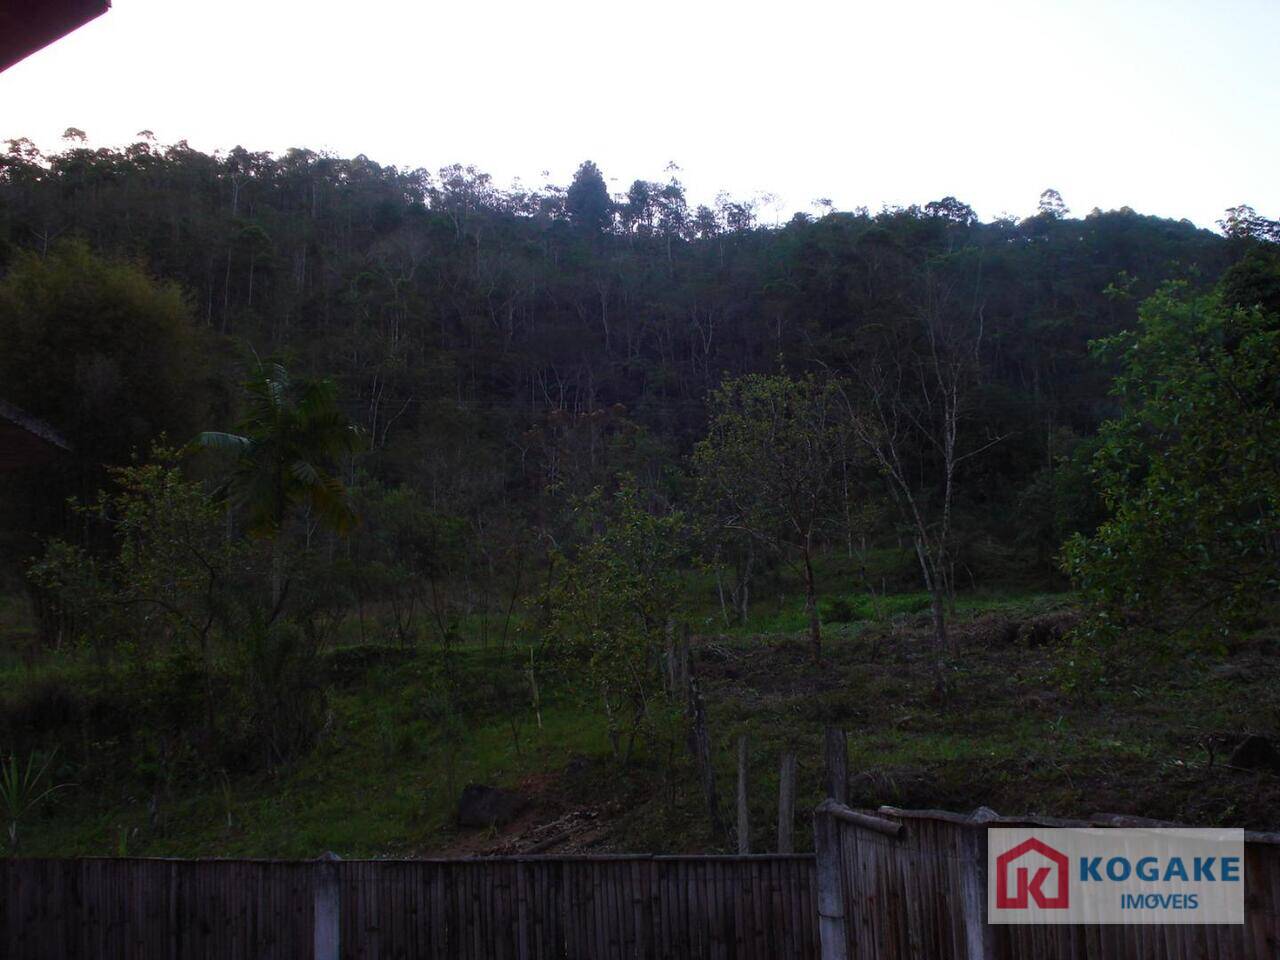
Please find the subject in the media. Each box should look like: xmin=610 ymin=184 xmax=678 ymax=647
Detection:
xmin=306 ymin=474 xmax=358 ymax=534
xmin=289 ymin=460 xmax=320 ymax=485
xmin=188 ymin=431 xmax=252 ymax=455
xmin=199 ymin=360 xmax=358 ymax=538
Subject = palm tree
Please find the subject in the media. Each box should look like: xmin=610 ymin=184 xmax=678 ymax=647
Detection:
xmin=193 ymin=359 xmax=359 ymax=606
xmin=1 ymin=750 xmax=71 ymax=852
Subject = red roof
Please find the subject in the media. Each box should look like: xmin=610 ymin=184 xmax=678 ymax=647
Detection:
xmin=0 ymin=0 xmax=110 ymax=73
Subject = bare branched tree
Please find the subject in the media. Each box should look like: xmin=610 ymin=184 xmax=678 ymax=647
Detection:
xmin=842 ymin=270 xmax=1005 ymax=654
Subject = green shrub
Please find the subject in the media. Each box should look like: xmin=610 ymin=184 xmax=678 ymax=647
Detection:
xmin=819 ymin=592 xmax=932 ymax=624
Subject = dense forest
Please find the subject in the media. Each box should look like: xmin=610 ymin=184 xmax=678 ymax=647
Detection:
xmin=0 ymin=136 xmax=1244 ymax=573
xmin=1 ymin=133 xmax=1278 ymax=855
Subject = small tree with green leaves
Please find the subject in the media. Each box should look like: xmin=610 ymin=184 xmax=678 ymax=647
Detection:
xmin=692 ymin=374 xmax=848 ymax=661
xmin=30 ymin=448 xmax=249 ymax=735
xmin=346 ymin=480 xmax=439 ymax=645
xmin=30 ymin=444 xmax=337 ymax=773
xmin=1063 ymin=280 xmax=1280 ymax=653
xmin=546 ymin=479 xmax=685 ymax=765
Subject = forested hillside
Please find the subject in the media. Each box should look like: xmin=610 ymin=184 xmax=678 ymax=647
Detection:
xmin=0 ymin=138 xmax=1237 ymax=571
xmin=2 ymin=135 xmax=1277 ymax=857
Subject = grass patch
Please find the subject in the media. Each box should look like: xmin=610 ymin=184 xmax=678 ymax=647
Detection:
xmin=6 ymin=581 xmax=1279 ymax=857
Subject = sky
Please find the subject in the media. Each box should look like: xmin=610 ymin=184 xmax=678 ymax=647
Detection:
xmin=2 ymin=0 xmax=1277 ymax=229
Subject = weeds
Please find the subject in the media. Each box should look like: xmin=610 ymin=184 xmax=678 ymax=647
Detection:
xmin=1 ymin=749 xmax=72 ymax=851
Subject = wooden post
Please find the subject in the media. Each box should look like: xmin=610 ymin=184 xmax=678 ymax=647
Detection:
xmin=777 ymin=752 xmax=797 ymax=854
xmin=824 ymin=726 xmax=848 ymax=804
xmin=736 ymin=734 xmax=751 ymax=855
xmin=314 ymin=851 xmax=341 ymax=960
xmin=960 ymin=822 xmax=993 ymax=960
xmin=813 ymin=801 xmax=848 ymax=960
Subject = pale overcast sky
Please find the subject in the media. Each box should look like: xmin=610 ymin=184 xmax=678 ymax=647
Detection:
xmin=2 ymin=0 xmax=1276 ymax=229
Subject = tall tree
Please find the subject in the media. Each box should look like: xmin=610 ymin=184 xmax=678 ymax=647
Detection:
xmin=1037 ymin=188 xmax=1069 ymax=219
xmin=565 ymin=160 xmax=613 ymax=233
xmin=0 ymin=241 xmax=213 ymax=637
xmin=1218 ymin=204 xmax=1280 ymax=243
xmin=843 ymin=270 xmax=1002 ymax=655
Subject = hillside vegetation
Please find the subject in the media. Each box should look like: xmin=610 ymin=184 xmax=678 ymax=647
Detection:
xmin=6 ymin=579 xmax=1279 ymax=859
xmin=1 ymin=137 xmax=1278 ymax=856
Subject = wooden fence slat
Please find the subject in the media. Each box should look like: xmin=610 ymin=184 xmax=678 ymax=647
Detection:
xmin=49 ymin=825 xmax=1280 ymax=960
xmin=815 ymin=804 xmax=1280 ymax=960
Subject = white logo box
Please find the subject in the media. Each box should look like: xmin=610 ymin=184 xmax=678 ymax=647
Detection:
xmin=987 ymin=827 xmax=1244 ymax=924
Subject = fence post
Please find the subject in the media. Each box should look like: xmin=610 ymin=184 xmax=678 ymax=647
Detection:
xmin=813 ymin=801 xmax=848 ymax=960
xmin=777 ymin=752 xmax=796 ymax=854
xmin=736 ymin=734 xmax=751 ymax=855
xmin=314 ymin=851 xmax=341 ymax=960
xmin=960 ymin=824 xmax=994 ymax=960
xmin=824 ymin=726 xmax=848 ymax=804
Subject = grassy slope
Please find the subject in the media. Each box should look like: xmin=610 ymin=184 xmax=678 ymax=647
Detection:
xmin=4 ymin=571 xmax=1279 ymax=858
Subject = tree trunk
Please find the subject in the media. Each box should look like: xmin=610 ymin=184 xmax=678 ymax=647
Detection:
xmin=686 ymin=679 xmax=726 ymax=840
xmin=222 ymin=247 xmax=232 ymax=333
xmin=271 ymin=544 xmax=284 ymax=612
xmin=602 ymin=685 xmax=621 ymax=760
xmin=930 ymin=588 xmax=949 ymax=652
xmin=736 ymin=734 xmax=751 ymax=855
xmin=737 ymin=547 xmax=753 ymax=625
xmin=777 ymin=751 xmax=797 ymax=853
xmin=804 ymin=549 xmax=821 ymax=662
xmin=915 ymin=537 xmax=949 ymax=652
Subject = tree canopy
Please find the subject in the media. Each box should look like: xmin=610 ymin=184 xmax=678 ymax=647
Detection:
xmin=1063 ymin=257 xmax=1280 ymax=648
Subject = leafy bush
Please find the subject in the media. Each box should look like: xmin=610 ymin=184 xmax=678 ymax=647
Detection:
xmin=26 ymin=448 xmax=335 ymax=779
xmin=546 ymin=479 xmax=687 ymax=765
xmin=1063 ymin=280 xmax=1280 ymax=650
